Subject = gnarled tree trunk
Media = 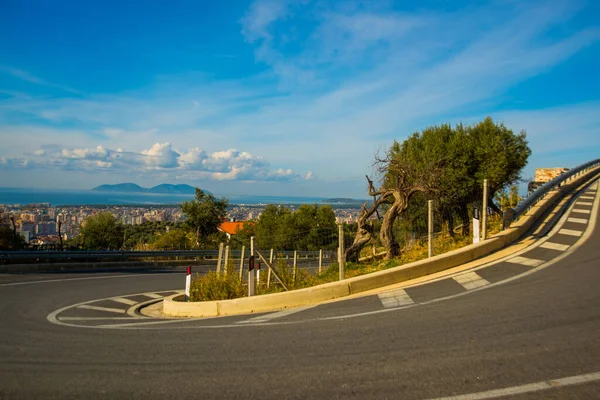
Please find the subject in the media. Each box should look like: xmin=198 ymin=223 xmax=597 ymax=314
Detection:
xmin=345 ymin=204 xmax=375 ymax=262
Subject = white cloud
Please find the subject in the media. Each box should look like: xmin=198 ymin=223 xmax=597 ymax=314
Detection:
xmin=0 ymin=141 xmax=310 ymax=182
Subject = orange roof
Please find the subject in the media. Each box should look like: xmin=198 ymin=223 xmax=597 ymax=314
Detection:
xmin=218 ymin=221 xmax=251 ymax=235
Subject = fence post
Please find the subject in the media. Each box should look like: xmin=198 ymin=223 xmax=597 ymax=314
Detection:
xmin=338 ymin=224 xmax=345 ymax=280
xmin=216 ymin=242 xmax=224 ymax=274
xmin=267 ymin=248 xmax=274 ymax=288
xmin=482 ymin=179 xmax=488 ymax=241
xmin=428 ymin=199 xmax=433 ymax=258
xmin=318 ymin=249 xmax=323 ymax=274
xmin=293 ymin=250 xmax=297 ymax=284
xmin=239 ymin=245 xmax=245 ymax=280
xmin=224 ymin=245 xmax=230 ymax=275
xmin=248 ymin=237 xmax=255 ymax=296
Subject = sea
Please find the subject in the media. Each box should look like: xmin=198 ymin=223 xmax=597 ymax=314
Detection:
xmin=0 ymin=187 xmax=360 ymax=207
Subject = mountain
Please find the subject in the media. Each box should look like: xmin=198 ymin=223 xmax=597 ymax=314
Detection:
xmin=149 ymin=184 xmax=197 ymax=194
xmin=91 ymin=183 xmax=200 ymax=195
xmin=91 ymin=183 xmax=145 ymax=193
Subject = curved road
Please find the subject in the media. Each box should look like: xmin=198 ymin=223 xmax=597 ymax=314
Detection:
xmin=1 ymin=182 xmax=599 ymax=399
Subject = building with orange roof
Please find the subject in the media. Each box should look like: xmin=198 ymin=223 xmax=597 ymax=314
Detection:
xmin=218 ymin=221 xmax=253 ymax=239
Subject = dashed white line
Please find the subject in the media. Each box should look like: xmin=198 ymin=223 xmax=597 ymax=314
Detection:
xmin=237 ymin=305 xmax=317 ymax=324
xmin=558 ymin=229 xmax=583 ymax=237
xmin=378 ymin=289 xmax=415 ymax=309
xmin=567 ymin=217 xmax=588 ymax=224
xmin=110 ymin=297 xmax=138 ymax=306
xmin=578 ymin=201 xmax=593 ymax=206
xmin=453 ymin=272 xmax=490 ymax=290
xmin=428 ymin=371 xmax=600 ymax=400
xmin=506 ymin=256 xmax=544 ymax=267
xmin=77 ymin=304 xmax=126 ymax=314
xmin=572 ymin=208 xmax=591 ymax=214
xmin=539 ymin=242 xmax=570 ymax=251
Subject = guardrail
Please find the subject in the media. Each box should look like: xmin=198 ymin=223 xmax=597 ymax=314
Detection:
xmin=0 ymin=248 xmax=336 ymax=263
xmin=503 ymin=157 xmax=600 ymax=228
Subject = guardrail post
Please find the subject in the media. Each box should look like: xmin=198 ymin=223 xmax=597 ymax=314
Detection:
xmin=293 ymin=250 xmax=297 ymax=284
xmin=482 ymin=179 xmax=488 ymax=241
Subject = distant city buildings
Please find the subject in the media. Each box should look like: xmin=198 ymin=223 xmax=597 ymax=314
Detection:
xmin=0 ymin=202 xmax=364 ymax=246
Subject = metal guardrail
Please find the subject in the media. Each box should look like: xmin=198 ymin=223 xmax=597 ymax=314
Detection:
xmin=503 ymin=157 xmax=600 ymax=228
xmin=0 ymin=248 xmax=336 ymax=262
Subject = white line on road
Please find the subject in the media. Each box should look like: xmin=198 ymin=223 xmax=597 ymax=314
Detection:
xmin=567 ymin=217 xmax=588 ymax=224
xmin=428 ymin=371 xmax=600 ymax=400
xmin=142 ymin=293 xmax=164 ymax=299
xmin=453 ymin=272 xmax=490 ymax=290
xmin=0 ymin=273 xmax=174 ymax=287
xmin=506 ymin=256 xmax=544 ymax=267
xmin=558 ymin=229 xmax=583 ymax=237
xmin=572 ymin=208 xmax=591 ymax=214
xmin=110 ymin=297 xmax=138 ymax=306
xmin=578 ymin=201 xmax=593 ymax=206
xmin=59 ymin=316 xmax=147 ymax=321
xmin=77 ymin=304 xmax=126 ymax=314
xmin=378 ymin=289 xmax=415 ymax=308
xmin=236 ymin=305 xmax=317 ymax=324
xmin=539 ymin=242 xmax=570 ymax=251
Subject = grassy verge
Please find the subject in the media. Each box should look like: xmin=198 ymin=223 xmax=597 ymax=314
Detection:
xmin=189 ymin=214 xmax=503 ymax=301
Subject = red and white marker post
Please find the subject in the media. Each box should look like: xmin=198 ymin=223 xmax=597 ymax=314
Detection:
xmin=185 ymin=266 xmax=191 ymax=301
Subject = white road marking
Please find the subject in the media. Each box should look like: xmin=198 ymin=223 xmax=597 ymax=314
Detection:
xmin=142 ymin=293 xmax=163 ymax=299
xmin=59 ymin=316 xmax=147 ymax=321
xmin=558 ymin=229 xmax=583 ymax=237
xmin=578 ymin=201 xmax=593 ymax=206
xmin=580 ymin=195 xmax=594 ymax=199
xmin=236 ymin=306 xmax=317 ymax=324
xmin=0 ymin=272 xmax=174 ymax=287
xmin=378 ymin=289 xmax=415 ymax=308
xmin=539 ymin=242 xmax=570 ymax=251
xmin=428 ymin=371 xmax=600 ymax=400
xmin=572 ymin=208 xmax=591 ymax=214
xmin=453 ymin=272 xmax=489 ymax=290
xmin=506 ymin=256 xmax=544 ymax=267
xmin=77 ymin=304 xmax=126 ymax=314
xmin=567 ymin=217 xmax=588 ymax=224
xmin=110 ymin=297 xmax=138 ymax=306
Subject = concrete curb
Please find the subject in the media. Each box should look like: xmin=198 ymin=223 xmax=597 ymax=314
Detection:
xmin=163 ymin=168 xmax=600 ymax=318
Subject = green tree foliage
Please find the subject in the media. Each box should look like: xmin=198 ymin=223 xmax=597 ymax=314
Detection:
xmin=79 ymin=212 xmax=125 ymax=250
xmin=349 ymin=117 xmax=531 ymax=260
xmin=0 ymin=216 xmax=27 ymax=250
xmin=253 ymin=204 xmax=338 ymax=251
xmin=150 ymin=228 xmax=193 ymax=250
xmin=180 ymin=188 xmax=229 ymax=248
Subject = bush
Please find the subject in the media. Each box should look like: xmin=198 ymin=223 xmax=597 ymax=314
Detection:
xmin=189 ymin=271 xmax=246 ymax=301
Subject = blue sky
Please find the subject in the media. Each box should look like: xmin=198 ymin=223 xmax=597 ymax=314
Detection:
xmin=1 ymin=0 xmax=599 ymax=198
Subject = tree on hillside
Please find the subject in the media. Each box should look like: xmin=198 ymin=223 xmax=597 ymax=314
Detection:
xmin=151 ymin=228 xmax=193 ymax=250
xmin=0 ymin=213 xmax=27 ymax=250
xmin=79 ymin=212 xmax=125 ymax=250
xmin=180 ymin=188 xmax=229 ymax=248
xmin=346 ymin=117 xmax=531 ymax=261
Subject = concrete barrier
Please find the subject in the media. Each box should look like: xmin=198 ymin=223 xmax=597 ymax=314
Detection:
xmin=163 ymin=167 xmax=599 ymax=318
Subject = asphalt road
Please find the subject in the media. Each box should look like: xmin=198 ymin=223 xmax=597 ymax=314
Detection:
xmin=1 ymin=184 xmax=599 ymax=399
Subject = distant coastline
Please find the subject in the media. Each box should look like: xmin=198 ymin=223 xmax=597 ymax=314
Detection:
xmin=0 ymin=187 xmax=367 ymax=208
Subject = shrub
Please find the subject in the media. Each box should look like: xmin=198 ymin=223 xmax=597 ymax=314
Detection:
xmin=189 ymin=271 xmax=246 ymax=301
